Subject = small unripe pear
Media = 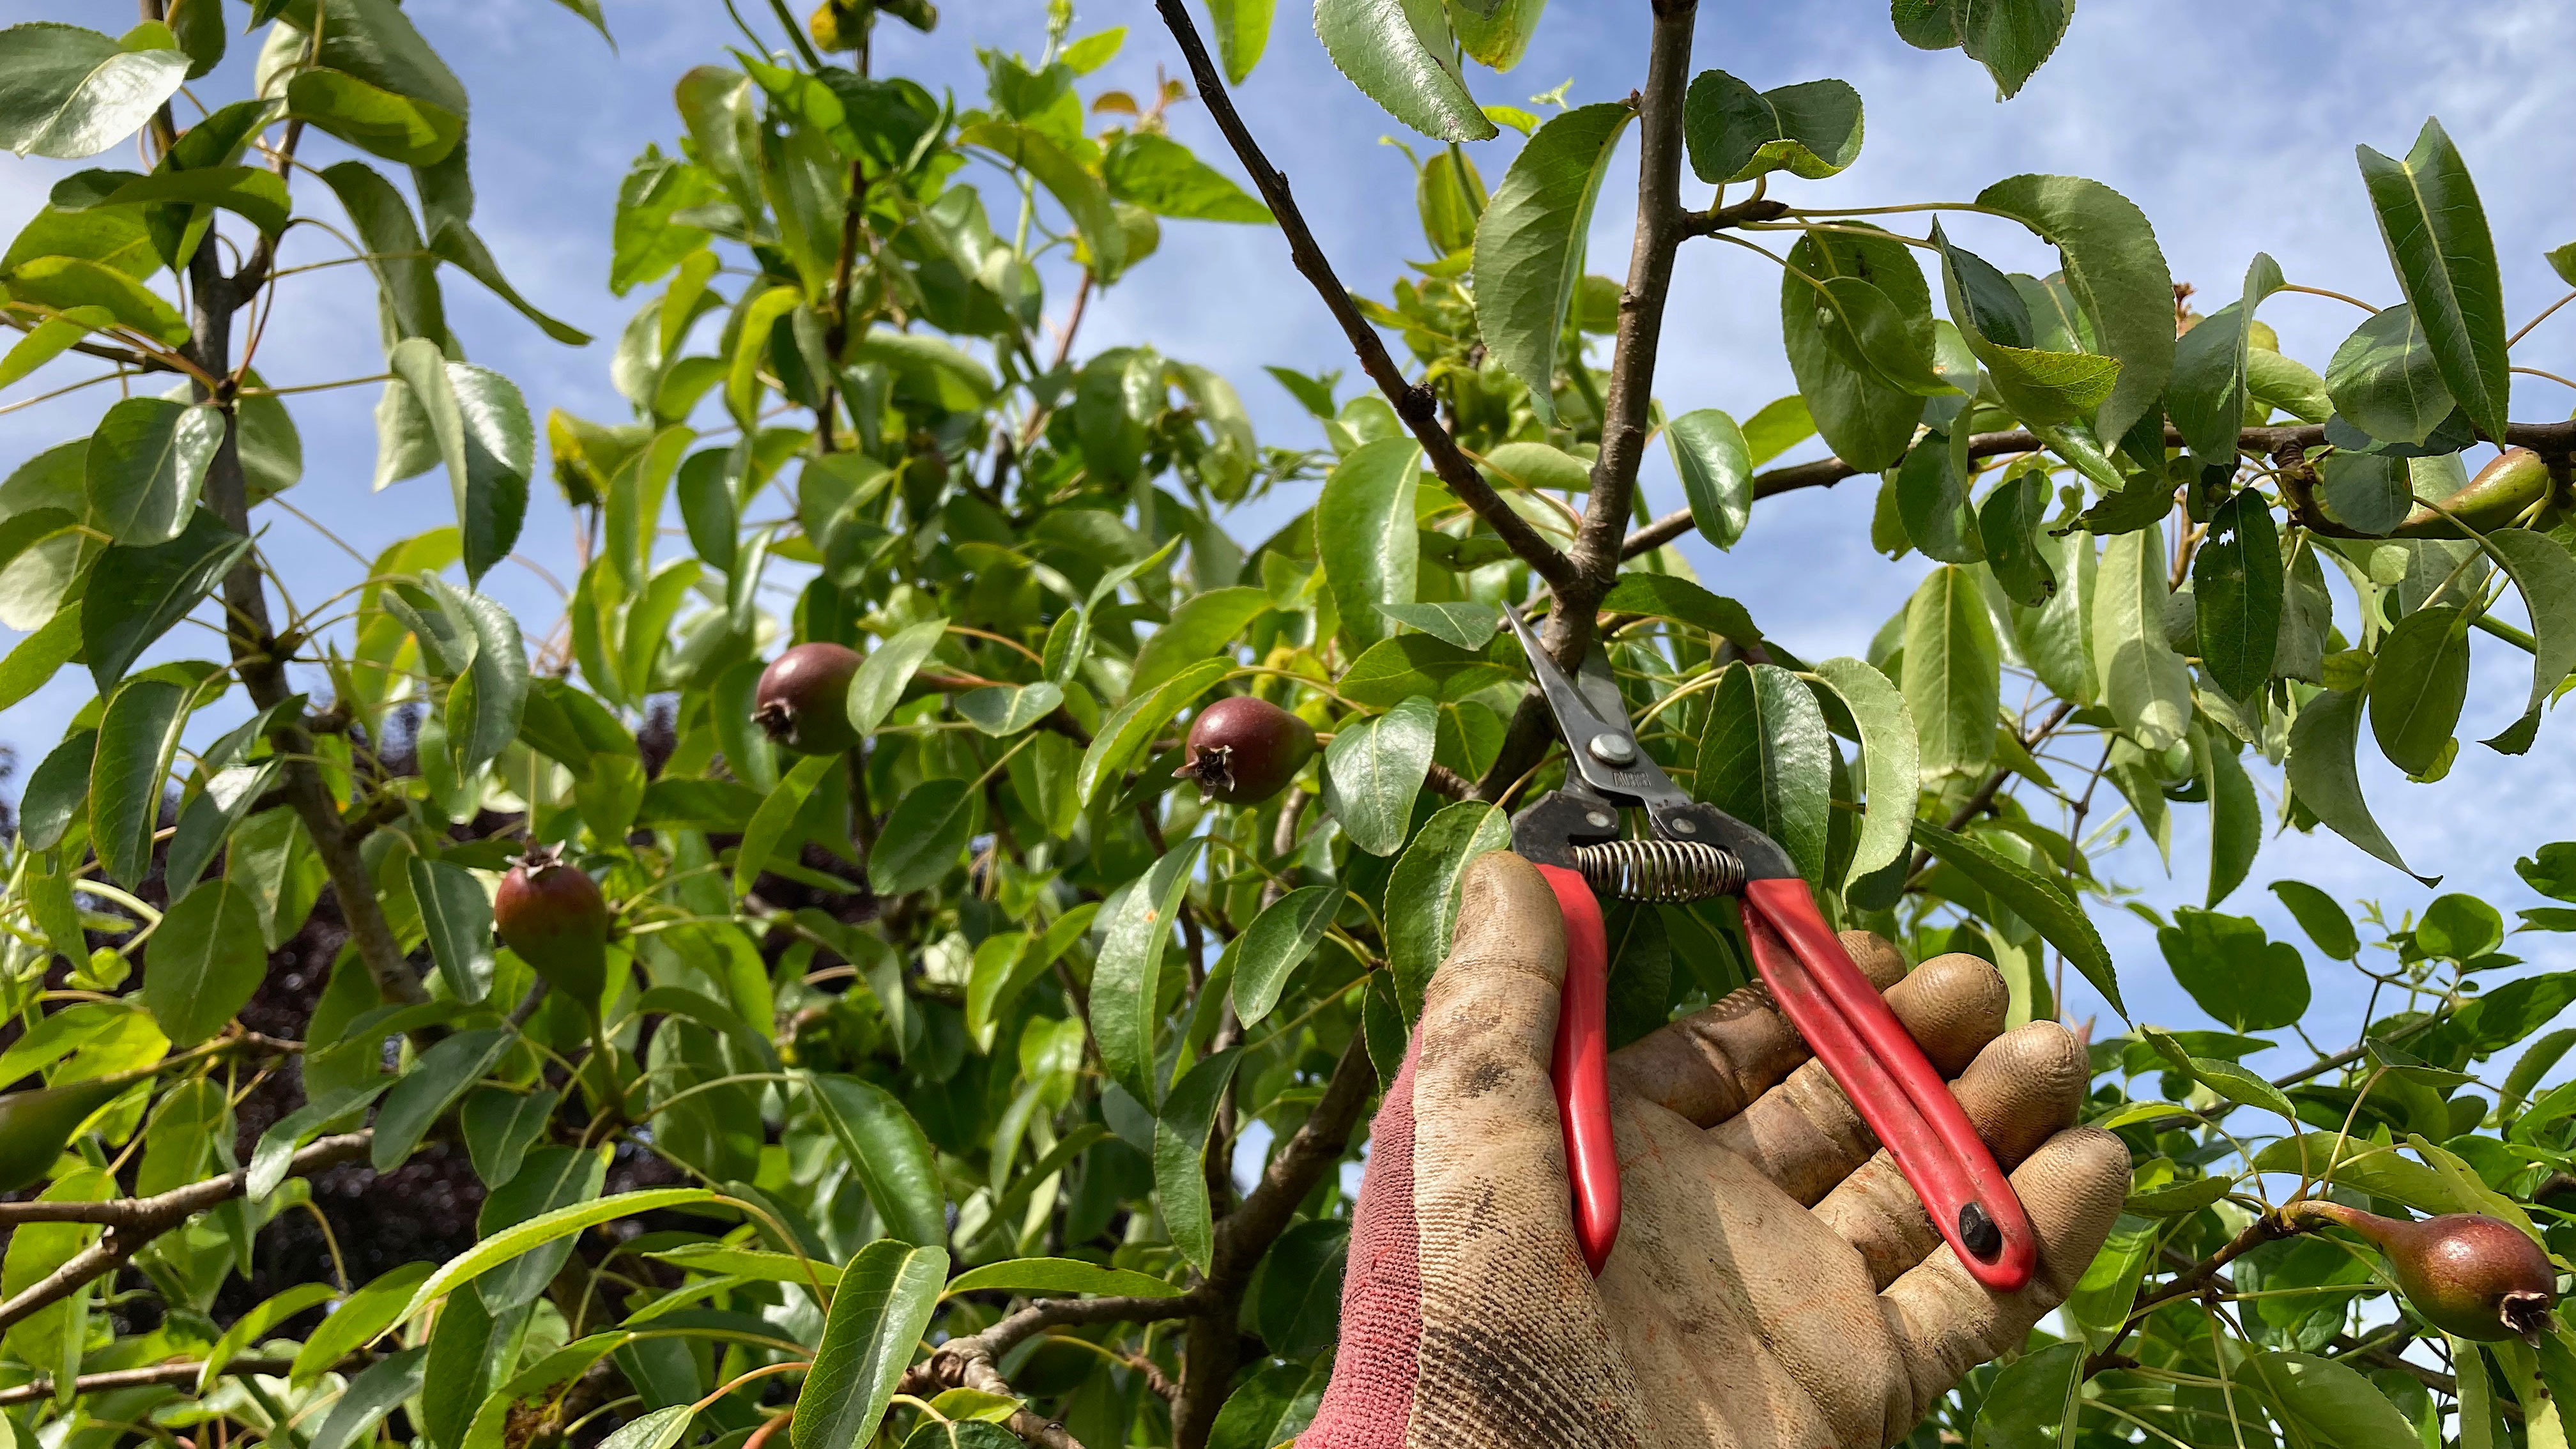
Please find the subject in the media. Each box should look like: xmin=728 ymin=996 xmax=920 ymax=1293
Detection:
xmin=0 ymin=1075 xmax=132 ymax=1192
xmin=495 ymin=846 xmax=610 ymax=1010
xmin=753 ymin=643 xmax=865 ymax=755
xmin=2396 ymin=447 xmax=2556 ymax=538
xmin=1176 ymin=696 xmax=1316 ymax=806
xmin=808 ymin=0 xmax=864 ymax=52
xmin=2294 ymin=1201 xmax=2558 ymax=1342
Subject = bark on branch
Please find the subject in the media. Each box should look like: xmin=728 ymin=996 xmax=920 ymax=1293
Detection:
xmin=1149 ymin=0 xmax=1574 ymax=592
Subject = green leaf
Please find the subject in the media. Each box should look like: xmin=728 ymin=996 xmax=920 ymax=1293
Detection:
xmin=2123 ymin=1174 xmax=2235 ymax=1217
xmin=1313 ymin=0 xmax=1497 ymax=144
xmin=1377 ymin=601 xmax=1501 ymax=650
xmin=372 ymin=1029 xmax=515 ymax=1172
xmin=1207 ymin=1358 xmax=1330 ymax=1449
xmin=736 ymin=753 xmax=838 ymax=896
xmin=1978 ymin=466 xmax=2054 ymax=604
xmin=1934 ymin=225 xmax=2122 ymax=429
xmin=1683 ymin=72 xmax=1863 ymax=184
xmin=867 ymin=777 xmax=975 ymax=898
xmin=82 ymin=508 xmax=245 ymax=686
xmin=387 ymin=338 xmax=532 ymax=585
xmin=958 ymin=121 xmax=1125 ymax=277
xmin=1385 ymin=801 xmax=1512 ymax=1017
xmin=1697 ymin=664 xmax=1834 ymax=887
xmin=142 ymin=878 xmax=266 ymax=1045
xmin=1091 ymin=840 xmax=1206 ymax=1107
xmin=0 ymin=305 xmax=112 ymax=390
xmin=1666 ymin=408 xmax=1753 ymax=551
xmin=90 ymin=677 xmax=187 ymax=887
xmin=1479 ymin=439 xmax=1590 ymax=493
xmin=1317 ymin=438 xmax=1422 ymax=653
xmin=1206 ymin=0 xmax=1275 ymax=83
xmin=1471 ymin=103 xmax=1633 ymax=424
xmin=2202 ymin=736 xmax=2260 ymax=908
xmin=2269 ymin=880 xmax=2358 ymax=960
xmin=1781 ymin=229 xmax=1929 ymax=471
xmin=1947 ymin=0 xmax=2074 ymax=100
xmin=408 ymin=857 xmax=493 ymax=1004
xmin=1075 ymin=659 xmax=1230 ymax=807
xmin=1322 ymin=695 xmax=1439 ymax=856
xmin=805 ymin=1073 xmax=948 ymax=1247
xmin=1 ymin=254 xmax=187 ymax=344
xmin=397 ymin=1188 xmax=717 ymax=1326
xmin=2193 ymin=489 xmax=2282 ymax=700
xmin=954 ymin=682 xmax=1064 ymax=737
xmin=847 ymin=617 xmax=949 ymax=738
xmin=0 ymin=22 xmax=191 ymax=160
xmin=1153 ymin=1047 xmax=1243 ymax=1271
xmin=1227 ymin=885 xmax=1337 ymax=1027
xmin=2357 ymin=118 xmax=2509 ymax=442
xmin=2159 ymin=908 xmax=2309 ymax=1031
xmin=2325 ymin=303 xmax=2455 ymax=446
xmin=1813 ymin=657 xmax=1920 ymax=891
xmin=286 ymin=67 xmax=461 ymax=165
xmin=2237 ymin=1351 xmax=2426 ymax=1449
xmin=1103 ymin=132 xmax=1269 ymax=223
xmin=1970 ymin=1340 xmax=2082 ymax=1449
xmin=1901 ymin=565 xmax=2000 ymax=779
xmin=597 ymin=1406 xmax=695 ymax=1449
xmin=289 ymin=1260 xmax=435 ymax=1387
xmin=2476 ymin=529 xmax=2576 ymax=751
xmin=647 ymin=1244 xmax=837 ymax=1287
xmin=1600 ymin=573 xmax=1761 ymax=647
xmin=1338 ymin=635 xmax=1515 ymax=709
xmin=2094 ymin=523 xmax=2193 ymax=751
xmin=1976 ymin=174 xmax=2176 ymax=443
xmin=792 ymin=1239 xmax=947 ymax=1449
xmin=1131 ymin=586 xmax=1269 ymax=698
xmin=2367 ymin=603 xmax=2469 ymax=776
xmin=942 ymin=1257 xmax=1182 ymax=1300
xmin=17 ymin=729 xmax=94 ymax=855
xmin=1911 ymin=821 xmax=2120 ymax=1014
xmin=2286 ymin=686 xmax=2432 ymax=884
xmin=2062 ymin=1214 xmax=2156 ymax=1349
xmin=83 ymin=397 xmax=222 ymax=547
xmin=247 ymin=1082 xmax=386 ymax=1202
xmin=1896 ymin=434 xmax=1982 ymax=565
xmin=199 ymin=1281 xmax=339 ymax=1394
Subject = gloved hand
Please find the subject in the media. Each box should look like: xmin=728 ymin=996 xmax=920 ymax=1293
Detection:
xmin=1300 ymin=852 xmax=2129 ymax=1449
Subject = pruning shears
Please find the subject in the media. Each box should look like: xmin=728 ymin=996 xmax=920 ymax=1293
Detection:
xmin=1501 ymin=604 xmax=2036 ymax=1292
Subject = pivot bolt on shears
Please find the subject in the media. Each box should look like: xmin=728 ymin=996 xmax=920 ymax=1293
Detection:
xmin=1499 ymin=604 xmax=2037 ymax=1293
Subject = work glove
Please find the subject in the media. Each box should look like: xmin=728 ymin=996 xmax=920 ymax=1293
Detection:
xmin=1300 ymin=852 xmax=2129 ymax=1449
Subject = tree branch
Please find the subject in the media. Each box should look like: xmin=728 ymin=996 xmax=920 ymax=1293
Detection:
xmin=0 ymin=1131 xmax=371 ymax=1331
xmin=0 ymin=1356 xmax=302 ymax=1407
xmin=900 ymin=1292 xmax=1211 ymax=1449
xmin=1621 ymin=418 xmax=2576 ymax=560
xmin=1149 ymin=0 xmax=1574 ymax=592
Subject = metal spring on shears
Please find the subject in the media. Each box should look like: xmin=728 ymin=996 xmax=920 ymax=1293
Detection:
xmin=1570 ymin=839 xmax=1745 ymax=903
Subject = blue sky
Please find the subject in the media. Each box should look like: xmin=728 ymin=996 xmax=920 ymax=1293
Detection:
xmin=7 ymin=0 xmax=2576 ymax=1059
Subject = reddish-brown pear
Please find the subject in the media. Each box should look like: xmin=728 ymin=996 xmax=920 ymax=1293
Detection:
xmin=1176 ymin=696 xmax=1317 ymax=806
xmin=495 ymin=845 xmax=610 ymax=1009
xmin=753 ymin=642 xmax=865 ymax=755
xmin=2294 ymin=1201 xmax=2557 ymax=1342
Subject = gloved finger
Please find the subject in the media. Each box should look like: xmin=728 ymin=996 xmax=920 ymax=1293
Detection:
xmin=1410 ymin=852 xmax=1593 ymax=1257
xmin=1879 ymin=1125 xmax=2129 ymax=1416
xmin=1611 ymin=931 xmax=1924 ymax=1127
xmin=1813 ymin=1022 xmax=2091 ymax=1288
xmin=1697 ymin=954 xmax=2012 ymax=1200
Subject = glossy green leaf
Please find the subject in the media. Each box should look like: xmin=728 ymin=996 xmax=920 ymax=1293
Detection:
xmin=2193 ymin=489 xmax=2281 ymax=700
xmin=1206 ymin=0 xmax=1274 ymax=83
xmin=2202 ymin=736 xmax=2260 ymax=908
xmin=82 ymin=509 xmax=249 ymax=691
xmin=1683 ymin=72 xmax=1863 ymax=184
xmin=1 ymin=254 xmax=186 ymax=343
xmin=247 ymin=1082 xmax=386 ymax=1202
xmin=942 ymin=1257 xmax=1183 ymax=1301
xmin=141 ymin=878 xmax=266 ymax=1046
xmin=2160 ymin=908 xmax=2309 ymax=1031
xmin=1091 ymin=839 xmax=1206 ymax=1107
xmin=805 ymin=1073 xmax=948 ymax=1247
xmin=1667 ymin=408 xmax=1752 ymax=551
xmin=1901 ymin=565 xmax=2000 ymax=779
xmin=289 ymin=1260 xmax=431 ymax=1386
xmin=90 ymin=677 xmax=187 ymax=888
xmin=2325 ymin=303 xmax=2455 ymax=447
xmin=408 ymin=857 xmax=493 ymax=1004
xmin=1131 ymin=586 xmax=1269 ymax=698
xmin=792 ymin=1239 xmax=947 ymax=1449
xmin=1813 ymin=657 xmax=1920 ymax=890
xmin=83 ymin=398 xmax=222 ymax=546
xmin=954 ymin=681 xmax=1064 ymax=737
xmin=1934 ymin=225 xmax=2122 ymax=429
xmin=1970 ymin=1340 xmax=2082 ymax=1449
xmin=1377 ymin=601 xmax=1501 ymax=650
xmin=397 ymin=1189 xmax=717 ymax=1326
xmin=1227 ymin=885 xmax=1337 ymax=1027
xmin=1317 ymin=437 xmax=1422 ymax=653
xmin=1896 ymin=435 xmax=1982 ymax=565
xmin=848 ymin=617 xmax=949 ymax=737
xmin=1472 ymin=103 xmax=1632 ymax=423
xmin=2476 ymin=529 xmax=2576 ymax=751
xmin=1698 ymin=664 xmax=1834 ymax=887
xmin=372 ymin=1029 xmax=516 ymax=1172
xmin=2367 ymin=603 xmax=2469 ymax=776
xmin=1450 ymin=0 xmax=1544 ymax=70
xmin=2237 ymin=1351 xmax=2424 ymax=1449
xmin=2094 ymin=523 xmax=2193 ymax=751
xmin=1314 ymin=0 xmax=1497 ymax=144
xmin=2269 ymin=880 xmax=2358 ymax=960
xmin=1912 ymin=822 xmax=2120 ymax=1014
xmin=958 ymin=121 xmax=1125 ymax=277
xmin=1322 ymin=695 xmax=1438 ymax=856
xmin=1599 ymin=573 xmax=1761 ymax=647
xmin=1103 ymin=132 xmax=1269 ymax=224
xmin=1385 ymin=801 xmax=1512 ymax=1018
xmin=1152 ymin=1047 xmax=1243 ymax=1271
xmin=1339 ymin=635 xmax=1514 ymax=708
xmin=2357 ymin=119 xmax=2509 ymax=442
xmin=736 ymin=753 xmax=838 ymax=896
xmin=2286 ymin=686 xmax=2432 ymax=884
xmin=1781 ymin=229 xmax=1929 ymax=471
xmin=387 ymin=338 xmax=532 ymax=585
xmin=2168 ymin=254 xmax=2285 ymax=464
xmin=1977 ymin=174 xmax=2175 ymax=443
xmin=1207 ymin=1358 xmax=1330 ymax=1449
xmin=287 ymin=67 xmax=461 ymax=165
xmin=867 ymin=777 xmax=975 ymax=898
xmin=0 ymin=22 xmax=191 ymax=160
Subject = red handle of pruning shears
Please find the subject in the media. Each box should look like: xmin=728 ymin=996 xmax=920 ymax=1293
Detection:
xmin=1739 ymin=877 xmax=2037 ymax=1294
xmin=1535 ymin=862 xmax=1620 ymax=1277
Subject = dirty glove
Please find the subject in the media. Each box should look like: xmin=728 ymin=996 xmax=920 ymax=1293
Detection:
xmin=1300 ymin=852 xmax=2129 ymax=1449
